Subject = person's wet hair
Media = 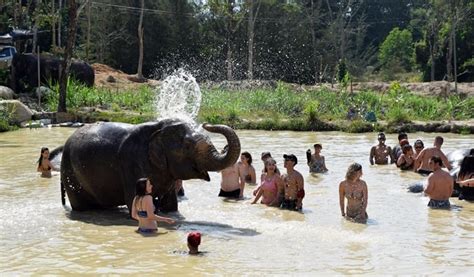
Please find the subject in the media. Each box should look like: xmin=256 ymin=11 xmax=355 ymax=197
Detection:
xmin=458 ymin=155 xmax=474 ymax=180
xmin=402 ymin=144 xmax=413 ymax=154
xmin=241 ymin=151 xmax=253 ymax=165
xmin=345 ymin=163 xmax=362 ymax=181
xmin=264 ymin=158 xmax=277 ymax=173
xmin=135 ymin=178 xmax=149 ymax=197
xmin=430 ymin=156 xmax=443 ymax=167
xmin=398 ymin=132 xmax=408 ymax=141
xmin=37 ymin=147 xmax=49 ymax=165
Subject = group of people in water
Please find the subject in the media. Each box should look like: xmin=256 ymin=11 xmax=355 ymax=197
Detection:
xmin=37 ymin=131 xmax=473 ymax=237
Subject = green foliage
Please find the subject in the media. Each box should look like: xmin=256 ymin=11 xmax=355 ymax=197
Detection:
xmin=43 ymin=79 xmax=155 ymax=113
xmin=0 ymin=105 xmax=15 ymax=132
xmin=379 ymin=28 xmax=415 ymax=78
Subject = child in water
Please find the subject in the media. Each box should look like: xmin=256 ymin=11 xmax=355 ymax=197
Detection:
xmin=37 ymin=147 xmax=55 ymax=178
xmin=307 ymin=144 xmax=328 ymax=173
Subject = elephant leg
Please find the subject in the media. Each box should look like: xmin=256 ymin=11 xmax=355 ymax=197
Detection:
xmin=159 ymin=190 xmax=178 ymax=213
xmin=62 ymin=171 xmax=101 ymax=211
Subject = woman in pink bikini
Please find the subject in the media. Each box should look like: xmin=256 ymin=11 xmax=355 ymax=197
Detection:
xmin=251 ymin=158 xmax=281 ymax=206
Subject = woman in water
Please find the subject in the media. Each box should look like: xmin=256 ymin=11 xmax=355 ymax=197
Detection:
xmin=339 ymin=163 xmax=368 ymax=224
xmin=37 ymin=147 xmax=55 ymax=178
xmin=238 ymin=152 xmax=256 ymax=185
xmin=413 ymin=139 xmax=424 ymax=159
xmin=131 ymin=178 xmax=175 ymax=234
xmin=251 ymin=158 xmax=281 ymax=206
xmin=397 ymin=144 xmax=415 ymax=171
xmin=457 ymin=155 xmax=474 ymax=201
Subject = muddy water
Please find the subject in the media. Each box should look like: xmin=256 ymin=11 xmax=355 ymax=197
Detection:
xmin=0 ymin=127 xmax=473 ymax=275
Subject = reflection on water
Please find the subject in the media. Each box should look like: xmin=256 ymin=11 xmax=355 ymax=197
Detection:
xmin=0 ymin=128 xmax=473 ymax=274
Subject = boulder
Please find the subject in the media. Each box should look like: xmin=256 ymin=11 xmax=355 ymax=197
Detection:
xmin=35 ymin=86 xmax=54 ymax=99
xmin=0 ymin=86 xmax=16 ymax=100
xmin=0 ymin=100 xmax=34 ymax=124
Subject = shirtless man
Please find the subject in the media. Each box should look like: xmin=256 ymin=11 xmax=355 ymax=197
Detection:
xmin=424 ymin=156 xmax=454 ymax=209
xmin=414 ymin=136 xmax=452 ymax=175
xmin=219 ymin=162 xmax=243 ymax=199
xmin=280 ymin=154 xmax=305 ymax=211
xmin=369 ymin=132 xmax=393 ymax=165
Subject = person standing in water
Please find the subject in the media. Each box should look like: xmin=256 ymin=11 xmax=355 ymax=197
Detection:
xmin=251 ymin=158 xmax=281 ymax=206
xmin=339 ymin=163 xmax=368 ymax=223
xmin=414 ymin=136 xmax=452 ymax=175
xmin=424 ymin=156 xmax=454 ymax=209
xmin=369 ymin=133 xmax=393 ymax=165
xmin=131 ymin=178 xmax=175 ymax=234
xmin=238 ymin=152 xmax=256 ymax=185
xmin=219 ymin=146 xmax=244 ymax=199
xmin=37 ymin=147 xmax=56 ymax=178
xmin=280 ymin=154 xmax=305 ymax=211
xmin=306 ymin=143 xmax=328 ymax=173
xmin=397 ymin=144 xmax=416 ymax=171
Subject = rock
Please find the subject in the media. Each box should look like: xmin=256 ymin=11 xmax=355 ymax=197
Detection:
xmin=55 ymin=112 xmax=76 ymax=123
xmin=21 ymin=120 xmax=43 ymax=128
xmin=35 ymin=86 xmax=54 ymax=99
xmin=0 ymin=100 xmax=34 ymax=124
xmin=408 ymin=182 xmax=424 ymax=193
xmin=0 ymin=86 xmax=16 ymax=100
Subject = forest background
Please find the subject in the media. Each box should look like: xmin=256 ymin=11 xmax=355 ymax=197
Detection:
xmin=1 ymin=0 xmax=473 ymax=84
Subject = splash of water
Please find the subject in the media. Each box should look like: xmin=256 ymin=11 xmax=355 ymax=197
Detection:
xmin=155 ymin=69 xmax=201 ymax=124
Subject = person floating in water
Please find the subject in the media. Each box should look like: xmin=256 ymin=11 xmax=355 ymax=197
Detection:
xmin=131 ymin=178 xmax=175 ymax=234
xmin=187 ymin=231 xmax=202 ymax=255
xmin=280 ymin=154 xmax=305 ymax=211
xmin=37 ymin=147 xmax=56 ymax=178
xmin=424 ymin=156 xmax=453 ymax=209
xmin=306 ymin=143 xmax=328 ymax=173
xmin=369 ymin=132 xmax=393 ymax=165
xmin=339 ymin=163 xmax=368 ymax=224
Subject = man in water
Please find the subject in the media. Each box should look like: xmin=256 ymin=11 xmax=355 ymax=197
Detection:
xmin=280 ymin=154 xmax=305 ymax=211
xmin=369 ymin=132 xmax=393 ymax=165
xmin=218 ymin=146 xmax=243 ymax=199
xmin=424 ymin=156 xmax=454 ymax=209
xmin=414 ymin=136 xmax=452 ymax=175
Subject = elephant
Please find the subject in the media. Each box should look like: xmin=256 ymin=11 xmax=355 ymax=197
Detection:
xmin=59 ymin=118 xmax=240 ymax=213
xmin=11 ymin=53 xmax=94 ymax=93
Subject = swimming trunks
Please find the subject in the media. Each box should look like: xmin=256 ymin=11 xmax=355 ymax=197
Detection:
xmin=427 ymin=199 xmax=451 ymax=209
xmin=137 ymin=210 xmax=148 ymax=218
xmin=218 ymin=188 xmax=241 ymax=198
xmin=137 ymin=227 xmax=157 ymax=233
xmin=417 ymin=169 xmax=433 ymax=175
xmin=280 ymin=199 xmax=301 ymax=211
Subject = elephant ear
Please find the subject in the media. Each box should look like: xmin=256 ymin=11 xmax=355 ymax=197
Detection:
xmin=148 ymin=122 xmax=186 ymax=173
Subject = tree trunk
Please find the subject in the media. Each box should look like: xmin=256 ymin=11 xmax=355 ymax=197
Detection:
xmin=58 ymin=0 xmax=79 ymax=113
xmin=446 ymin=26 xmax=453 ymax=82
xmin=58 ymin=0 xmax=62 ymax=48
xmin=137 ymin=0 xmax=145 ymax=80
xmin=32 ymin=0 xmax=41 ymax=54
xmin=247 ymin=1 xmax=254 ymax=80
xmin=86 ymin=0 xmax=91 ymax=61
xmin=51 ymin=0 xmax=56 ymax=48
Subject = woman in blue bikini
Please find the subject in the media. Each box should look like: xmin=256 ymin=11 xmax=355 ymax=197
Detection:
xmin=131 ymin=178 xmax=175 ymax=233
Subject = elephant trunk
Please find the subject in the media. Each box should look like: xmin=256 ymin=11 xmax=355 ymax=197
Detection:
xmin=199 ymin=123 xmax=241 ymax=172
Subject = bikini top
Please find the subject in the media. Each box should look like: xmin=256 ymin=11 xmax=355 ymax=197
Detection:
xmin=261 ymin=175 xmax=278 ymax=194
xmin=345 ymin=190 xmax=364 ymax=201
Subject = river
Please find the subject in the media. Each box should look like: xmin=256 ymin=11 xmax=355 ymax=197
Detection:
xmin=0 ymin=127 xmax=473 ymax=275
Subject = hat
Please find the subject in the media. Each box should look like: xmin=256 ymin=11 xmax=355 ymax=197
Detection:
xmin=283 ymin=154 xmax=297 ymax=165
xmin=261 ymin=152 xmax=271 ymax=159
xmin=313 ymin=143 xmax=322 ymax=149
xmin=187 ymin=232 xmax=201 ymax=248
